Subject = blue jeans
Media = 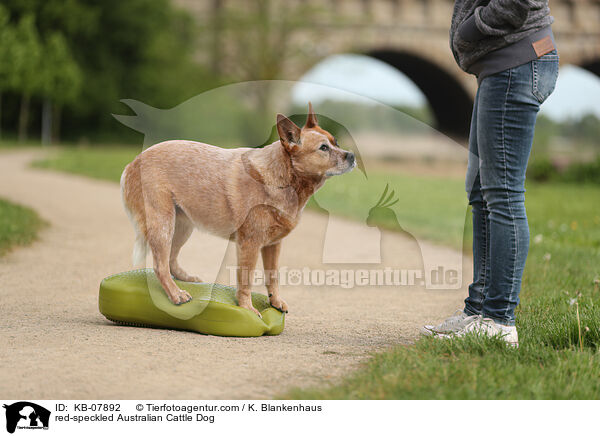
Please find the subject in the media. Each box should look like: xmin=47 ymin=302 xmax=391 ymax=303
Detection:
xmin=464 ymin=51 xmax=559 ymax=326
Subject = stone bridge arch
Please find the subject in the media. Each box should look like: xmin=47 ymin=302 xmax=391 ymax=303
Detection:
xmin=175 ymin=0 xmax=600 ymax=137
xmin=365 ymin=48 xmax=473 ymax=139
xmin=579 ymin=59 xmax=600 ymax=77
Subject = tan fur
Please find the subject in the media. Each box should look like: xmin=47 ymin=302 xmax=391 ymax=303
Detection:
xmin=120 ymin=104 xmax=355 ymax=316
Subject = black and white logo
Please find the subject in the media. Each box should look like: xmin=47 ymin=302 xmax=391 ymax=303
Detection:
xmin=3 ymin=402 xmax=50 ymax=434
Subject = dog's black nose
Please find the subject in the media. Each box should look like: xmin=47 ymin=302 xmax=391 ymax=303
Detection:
xmin=345 ymin=152 xmax=355 ymax=165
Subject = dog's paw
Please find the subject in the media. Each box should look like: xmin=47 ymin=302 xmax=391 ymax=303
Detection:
xmin=269 ymin=296 xmax=289 ymax=313
xmin=170 ymin=289 xmax=193 ymax=305
xmin=239 ymin=303 xmax=262 ymax=318
xmin=172 ymin=272 xmax=203 ymax=283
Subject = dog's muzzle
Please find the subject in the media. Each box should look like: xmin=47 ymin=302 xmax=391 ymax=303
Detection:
xmin=326 ymin=153 xmax=356 ymax=177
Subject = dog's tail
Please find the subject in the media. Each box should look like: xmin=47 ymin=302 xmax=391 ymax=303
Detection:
xmin=132 ymin=232 xmax=148 ymax=268
xmin=121 ymin=162 xmax=149 ymax=268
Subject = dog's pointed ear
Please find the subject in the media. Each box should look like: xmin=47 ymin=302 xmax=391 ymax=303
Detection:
xmin=277 ymin=114 xmax=301 ymax=153
xmin=304 ymin=102 xmax=318 ymax=128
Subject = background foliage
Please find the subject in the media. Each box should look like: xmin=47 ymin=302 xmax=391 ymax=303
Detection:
xmin=0 ymin=0 xmax=222 ymax=142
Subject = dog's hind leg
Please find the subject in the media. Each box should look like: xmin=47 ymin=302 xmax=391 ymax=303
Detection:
xmin=146 ymin=200 xmax=192 ymax=305
xmin=169 ymin=208 xmax=202 ymax=283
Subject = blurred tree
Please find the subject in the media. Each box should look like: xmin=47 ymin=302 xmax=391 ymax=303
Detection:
xmin=204 ymin=0 xmax=330 ymax=125
xmin=0 ymin=6 xmax=18 ymax=139
xmin=213 ymin=0 xmax=328 ymax=82
xmin=39 ymin=32 xmax=82 ymax=144
xmin=568 ymin=114 xmax=600 ymax=146
xmin=2 ymin=0 xmax=220 ymax=142
xmin=65 ymin=0 xmax=221 ymax=139
xmin=12 ymin=14 xmax=43 ymax=142
xmin=210 ymin=0 xmax=224 ymax=75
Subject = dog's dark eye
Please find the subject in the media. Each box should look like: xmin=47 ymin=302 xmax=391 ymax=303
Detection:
xmin=319 ymin=144 xmax=329 ymax=152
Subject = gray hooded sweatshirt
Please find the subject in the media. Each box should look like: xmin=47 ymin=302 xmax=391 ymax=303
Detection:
xmin=450 ymin=0 xmax=555 ymax=81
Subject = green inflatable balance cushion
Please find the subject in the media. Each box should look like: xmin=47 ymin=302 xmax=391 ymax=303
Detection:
xmin=99 ymin=269 xmax=285 ymax=337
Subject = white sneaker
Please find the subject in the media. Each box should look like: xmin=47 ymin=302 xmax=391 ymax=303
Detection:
xmin=441 ymin=316 xmax=519 ymax=347
xmin=421 ymin=310 xmax=478 ymax=336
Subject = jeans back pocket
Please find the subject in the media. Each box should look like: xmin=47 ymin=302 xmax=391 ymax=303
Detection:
xmin=532 ymin=52 xmax=559 ymax=103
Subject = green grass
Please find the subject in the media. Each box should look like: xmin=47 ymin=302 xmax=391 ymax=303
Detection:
xmin=0 ymin=198 xmax=46 ymax=256
xmin=286 ymin=181 xmax=600 ymax=399
xmin=313 ymin=166 xmax=469 ymax=248
xmin=31 ymin=145 xmax=600 ymax=398
xmin=32 ymin=146 xmax=140 ymax=183
xmin=284 ymin=336 xmax=600 ymax=399
xmin=0 ymin=139 xmax=43 ymax=149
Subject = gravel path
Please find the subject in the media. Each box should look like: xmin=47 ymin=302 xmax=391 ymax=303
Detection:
xmin=0 ymin=150 xmax=467 ymax=399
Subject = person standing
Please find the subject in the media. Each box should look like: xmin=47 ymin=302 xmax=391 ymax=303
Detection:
xmin=422 ymin=0 xmax=559 ymax=347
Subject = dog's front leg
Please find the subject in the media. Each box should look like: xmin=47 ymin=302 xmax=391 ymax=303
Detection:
xmin=261 ymin=242 xmax=288 ymax=313
xmin=236 ymin=240 xmax=262 ymax=318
